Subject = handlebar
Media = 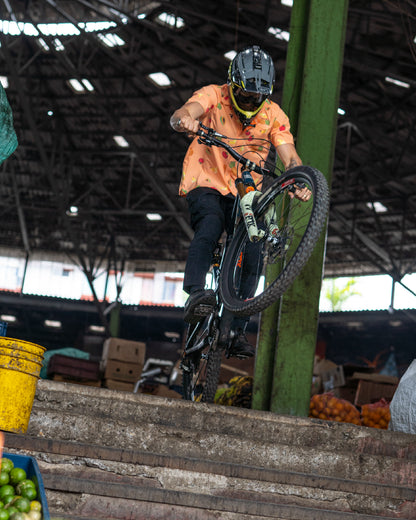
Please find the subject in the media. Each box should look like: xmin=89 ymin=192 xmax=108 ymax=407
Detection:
xmin=196 ymin=123 xmax=274 ymax=178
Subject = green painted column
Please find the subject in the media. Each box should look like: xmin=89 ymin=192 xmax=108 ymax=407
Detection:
xmin=270 ymin=0 xmax=349 ymax=416
xmin=252 ymin=0 xmax=311 ymax=411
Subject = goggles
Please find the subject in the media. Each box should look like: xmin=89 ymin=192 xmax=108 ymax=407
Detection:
xmin=231 ymin=84 xmax=267 ymax=109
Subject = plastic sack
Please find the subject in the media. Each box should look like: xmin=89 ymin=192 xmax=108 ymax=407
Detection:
xmin=388 ymin=359 xmax=416 ymax=434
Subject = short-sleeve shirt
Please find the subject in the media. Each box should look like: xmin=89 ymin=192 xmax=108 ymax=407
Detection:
xmin=179 ymin=84 xmax=294 ymax=197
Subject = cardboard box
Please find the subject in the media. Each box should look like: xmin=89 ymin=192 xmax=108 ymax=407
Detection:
xmin=313 ymin=357 xmax=345 ymax=392
xmin=352 ymin=372 xmax=399 ymax=406
xmin=104 ymin=379 xmax=135 ymax=392
xmin=104 ymin=359 xmax=143 ymax=383
xmin=102 ymin=337 xmax=146 ymax=365
xmin=48 ymin=354 xmax=101 ymax=381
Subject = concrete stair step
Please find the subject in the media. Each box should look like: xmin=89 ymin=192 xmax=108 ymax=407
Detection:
xmin=3 ymin=380 xmax=415 ymax=519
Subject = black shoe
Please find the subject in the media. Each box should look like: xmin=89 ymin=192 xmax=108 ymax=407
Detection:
xmin=228 ymin=330 xmax=255 ymax=359
xmin=184 ymin=289 xmax=216 ymax=324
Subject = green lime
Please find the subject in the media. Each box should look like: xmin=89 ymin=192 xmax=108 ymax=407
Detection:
xmin=19 ymin=487 xmax=36 ymax=501
xmin=13 ymin=498 xmax=29 ymax=514
xmin=8 ymin=470 xmax=25 ymax=488
xmin=0 ymin=486 xmax=14 ymax=501
xmin=29 ymin=500 xmax=41 ymax=512
xmin=0 ymin=509 xmax=9 ymax=520
xmin=0 ymin=461 xmax=13 ymax=474
xmin=15 ymin=481 xmax=35 ymax=495
xmin=6 ymin=509 xmax=17 ymax=516
xmin=0 ymin=474 xmax=9 ymax=487
xmin=1 ymin=496 xmax=15 ymax=506
xmin=8 ymin=469 xmax=26 ymax=487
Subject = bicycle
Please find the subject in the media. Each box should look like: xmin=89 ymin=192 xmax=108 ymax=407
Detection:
xmin=181 ymin=123 xmax=330 ymax=403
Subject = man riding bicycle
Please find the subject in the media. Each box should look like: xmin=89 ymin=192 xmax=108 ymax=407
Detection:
xmin=170 ymin=45 xmax=309 ymax=358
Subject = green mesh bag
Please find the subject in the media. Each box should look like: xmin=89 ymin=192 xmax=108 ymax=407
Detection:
xmin=0 ymin=83 xmax=18 ymax=164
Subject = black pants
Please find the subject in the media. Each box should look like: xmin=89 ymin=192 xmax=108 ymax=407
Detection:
xmin=184 ymin=188 xmax=235 ymax=293
xmin=184 ymin=188 xmax=259 ymax=330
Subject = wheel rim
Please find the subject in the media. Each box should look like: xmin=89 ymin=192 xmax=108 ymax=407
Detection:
xmin=226 ymin=173 xmax=316 ymax=306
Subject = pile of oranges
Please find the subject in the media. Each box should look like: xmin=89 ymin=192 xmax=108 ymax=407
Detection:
xmin=361 ymin=398 xmax=391 ymax=429
xmin=309 ymin=393 xmax=391 ymax=429
xmin=309 ymin=393 xmax=362 ymax=425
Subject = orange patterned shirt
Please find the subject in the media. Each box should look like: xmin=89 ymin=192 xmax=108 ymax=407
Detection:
xmin=179 ymin=84 xmax=294 ymax=197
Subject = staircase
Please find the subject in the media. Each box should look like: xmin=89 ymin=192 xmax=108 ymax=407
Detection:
xmin=3 ymin=380 xmax=416 ymax=519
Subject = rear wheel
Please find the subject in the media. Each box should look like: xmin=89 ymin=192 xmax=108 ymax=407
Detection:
xmin=219 ymin=166 xmax=329 ymax=316
xmin=181 ymin=315 xmax=223 ymax=403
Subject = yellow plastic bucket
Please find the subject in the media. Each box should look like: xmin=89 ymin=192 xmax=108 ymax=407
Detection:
xmin=0 ymin=337 xmax=46 ymax=433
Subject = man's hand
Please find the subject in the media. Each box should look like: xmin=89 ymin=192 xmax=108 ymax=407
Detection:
xmin=289 ymin=184 xmax=312 ymax=202
xmin=176 ymin=114 xmax=200 ymax=134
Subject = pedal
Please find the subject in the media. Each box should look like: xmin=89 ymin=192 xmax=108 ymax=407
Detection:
xmin=194 ymin=303 xmax=214 ymax=316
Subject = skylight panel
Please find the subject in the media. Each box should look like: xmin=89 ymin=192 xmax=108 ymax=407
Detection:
xmin=147 ymin=72 xmax=172 ymax=88
xmin=38 ymin=22 xmax=80 ymax=36
xmin=113 ymin=135 xmax=129 ymax=148
xmin=80 ymin=21 xmax=117 ymax=32
xmin=97 ymin=32 xmax=125 ymax=47
xmin=366 ymin=201 xmax=388 ymax=213
xmin=268 ymin=26 xmax=290 ymax=41
xmin=67 ymin=78 xmax=95 ymax=94
xmin=156 ymin=12 xmax=185 ymax=30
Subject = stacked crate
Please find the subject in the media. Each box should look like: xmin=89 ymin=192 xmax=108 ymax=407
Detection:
xmin=102 ymin=337 xmax=146 ymax=391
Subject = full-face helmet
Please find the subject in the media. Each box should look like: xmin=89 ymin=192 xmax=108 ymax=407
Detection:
xmin=228 ymin=45 xmax=275 ymax=126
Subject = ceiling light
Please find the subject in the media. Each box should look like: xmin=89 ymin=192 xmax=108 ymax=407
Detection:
xmin=52 ymin=38 xmax=65 ymax=51
xmin=268 ymin=27 xmax=290 ymax=41
xmin=389 ymin=320 xmax=402 ymax=327
xmin=147 ymin=72 xmax=172 ymax=88
xmin=366 ymin=201 xmax=388 ymax=213
xmin=47 ymin=110 xmax=54 ymax=116
xmin=88 ymin=325 xmax=106 ymax=333
xmin=44 ymin=319 xmax=62 ymax=328
xmin=281 ymin=0 xmax=293 ymax=5
xmin=146 ymin=213 xmax=162 ymax=221
xmin=0 ymin=76 xmax=8 ymax=89
xmin=1 ymin=314 xmax=17 ymax=323
xmin=113 ymin=135 xmax=129 ymax=148
xmin=156 ymin=12 xmax=185 ymax=30
xmin=337 ymin=108 xmax=346 ymax=115
xmin=385 ymin=76 xmax=410 ymax=89
xmin=66 ymin=206 xmax=78 ymax=217
xmin=36 ymin=38 xmax=50 ymax=51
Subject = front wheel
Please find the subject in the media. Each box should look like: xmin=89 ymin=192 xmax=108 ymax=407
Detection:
xmin=219 ymin=165 xmax=329 ymax=316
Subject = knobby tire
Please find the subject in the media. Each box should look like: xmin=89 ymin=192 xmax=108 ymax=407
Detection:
xmin=219 ymin=165 xmax=329 ymax=316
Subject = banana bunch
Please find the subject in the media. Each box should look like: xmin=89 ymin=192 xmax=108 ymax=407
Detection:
xmin=214 ymin=376 xmax=253 ymax=408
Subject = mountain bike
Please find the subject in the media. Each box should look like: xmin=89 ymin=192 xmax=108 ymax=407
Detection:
xmin=181 ymin=123 xmax=330 ymax=403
